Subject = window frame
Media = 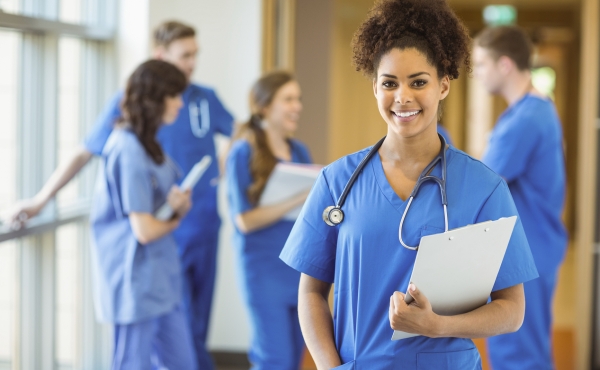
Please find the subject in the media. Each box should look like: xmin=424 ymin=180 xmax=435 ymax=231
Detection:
xmin=0 ymin=1 xmax=117 ymax=368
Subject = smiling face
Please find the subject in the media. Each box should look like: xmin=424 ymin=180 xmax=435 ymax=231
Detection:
xmin=262 ymin=80 xmax=302 ymax=136
xmin=373 ymin=48 xmax=449 ymax=140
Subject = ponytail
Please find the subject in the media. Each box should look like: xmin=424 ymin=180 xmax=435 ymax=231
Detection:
xmin=232 ymin=71 xmax=295 ymax=204
xmin=233 ymin=114 xmax=278 ymax=204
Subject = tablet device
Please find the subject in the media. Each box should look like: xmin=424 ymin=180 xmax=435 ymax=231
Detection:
xmin=155 ymin=156 xmax=212 ymax=221
xmin=391 ymin=216 xmax=517 ymax=340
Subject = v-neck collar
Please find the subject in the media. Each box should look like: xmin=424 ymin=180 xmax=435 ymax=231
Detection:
xmin=370 ymin=148 xmax=452 ymax=214
xmin=371 ymin=150 xmax=408 ymax=213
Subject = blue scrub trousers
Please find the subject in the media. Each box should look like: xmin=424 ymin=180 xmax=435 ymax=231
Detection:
xmin=487 ymin=270 xmax=558 ymax=370
xmin=246 ymin=301 xmax=304 ymax=370
xmin=111 ymin=305 xmax=196 ymax=370
xmin=180 ymin=233 xmax=219 ymax=370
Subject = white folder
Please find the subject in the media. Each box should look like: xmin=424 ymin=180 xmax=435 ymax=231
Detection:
xmin=154 ymin=156 xmax=212 ymax=221
xmin=258 ymin=162 xmax=322 ymax=221
xmin=391 ymin=216 xmax=517 ymax=340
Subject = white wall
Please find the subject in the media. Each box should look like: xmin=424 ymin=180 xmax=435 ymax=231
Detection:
xmin=117 ymin=0 xmax=150 ymax=85
xmin=119 ymin=0 xmax=262 ymax=352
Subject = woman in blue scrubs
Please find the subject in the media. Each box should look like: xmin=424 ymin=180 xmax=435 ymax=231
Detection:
xmin=89 ymin=60 xmax=195 ymax=369
xmin=226 ymin=71 xmax=312 ymax=369
xmin=279 ymin=1 xmax=538 ymax=368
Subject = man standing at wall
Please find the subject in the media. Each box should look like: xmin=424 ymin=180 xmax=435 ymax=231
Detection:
xmin=10 ymin=21 xmax=233 ymax=370
xmin=473 ymin=26 xmax=567 ymax=370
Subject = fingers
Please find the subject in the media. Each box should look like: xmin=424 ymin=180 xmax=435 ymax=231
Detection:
xmin=8 ymin=210 xmax=29 ymax=230
xmin=407 ymin=283 xmax=429 ymax=308
xmin=392 ymin=291 xmax=406 ymax=308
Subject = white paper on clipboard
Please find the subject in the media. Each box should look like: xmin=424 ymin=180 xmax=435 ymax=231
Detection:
xmin=391 ymin=216 xmax=517 ymax=340
xmin=258 ymin=162 xmax=322 ymax=221
xmin=154 ymin=156 xmax=212 ymax=221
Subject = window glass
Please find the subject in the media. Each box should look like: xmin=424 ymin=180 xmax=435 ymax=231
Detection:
xmin=55 ymin=223 xmax=80 ymax=369
xmin=0 ymin=240 xmax=16 ymax=369
xmin=0 ymin=31 xmax=20 ymax=220
xmin=56 ymin=37 xmax=83 ymax=209
xmin=0 ymin=0 xmax=19 ymax=14
xmin=60 ymin=0 xmax=82 ymax=24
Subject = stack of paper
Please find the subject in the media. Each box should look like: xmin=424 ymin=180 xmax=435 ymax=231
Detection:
xmin=258 ymin=162 xmax=322 ymax=221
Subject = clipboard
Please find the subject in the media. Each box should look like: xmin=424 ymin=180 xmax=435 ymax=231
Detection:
xmin=154 ymin=156 xmax=212 ymax=221
xmin=258 ymin=162 xmax=322 ymax=221
xmin=391 ymin=216 xmax=517 ymax=340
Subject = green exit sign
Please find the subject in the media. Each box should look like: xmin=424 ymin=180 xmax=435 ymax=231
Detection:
xmin=483 ymin=5 xmax=517 ymax=25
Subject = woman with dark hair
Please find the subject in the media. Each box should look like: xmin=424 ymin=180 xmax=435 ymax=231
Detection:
xmin=279 ymin=0 xmax=538 ymax=368
xmin=89 ymin=59 xmax=195 ymax=369
xmin=226 ymin=71 xmax=312 ymax=369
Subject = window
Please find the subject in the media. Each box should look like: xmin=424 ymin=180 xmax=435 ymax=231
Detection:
xmin=57 ymin=37 xmax=83 ymax=209
xmin=60 ymin=0 xmax=82 ymax=24
xmin=0 ymin=241 xmax=16 ymax=369
xmin=55 ymin=224 xmax=79 ymax=369
xmin=0 ymin=2 xmax=115 ymax=367
xmin=0 ymin=31 xmax=19 ymax=220
xmin=0 ymin=0 xmax=19 ymax=14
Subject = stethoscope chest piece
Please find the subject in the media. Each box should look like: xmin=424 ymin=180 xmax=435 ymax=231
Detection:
xmin=323 ymin=206 xmax=344 ymax=226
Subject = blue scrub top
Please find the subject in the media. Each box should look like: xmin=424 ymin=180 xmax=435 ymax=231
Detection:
xmin=437 ymin=125 xmax=453 ymax=146
xmin=226 ymin=139 xmax=312 ymax=304
xmin=482 ymin=94 xmax=567 ymax=274
xmin=280 ymin=144 xmax=538 ymax=368
xmin=85 ymin=84 xmax=234 ymax=254
xmin=89 ymin=129 xmax=182 ymax=324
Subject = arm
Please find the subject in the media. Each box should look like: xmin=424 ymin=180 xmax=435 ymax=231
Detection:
xmin=298 ymin=274 xmax=342 ymax=369
xmin=129 ymin=213 xmax=180 ymax=244
xmin=389 ymin=283 xmax=525 ymax=338
xmin=215 ymin=134 xmax=231 ymax=178
xmin=129 ymin=186 xmax=191 ymax=244
xmin=235 ymin=189 xmax=309 ymax=233
xmin=9 ymin=147 xmax=93 ymax=225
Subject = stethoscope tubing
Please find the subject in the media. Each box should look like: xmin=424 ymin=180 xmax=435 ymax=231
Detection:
xmin=189 ymin=89 xmax=210 ymax=138
xmin=326 ymin=134 xmax=449 ymax=251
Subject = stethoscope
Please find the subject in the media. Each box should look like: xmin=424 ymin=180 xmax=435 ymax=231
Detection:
xmin=189 ymin=88 xmax=210 ymax=138
xmin=322 ymin=134 xmax=449 ymax=251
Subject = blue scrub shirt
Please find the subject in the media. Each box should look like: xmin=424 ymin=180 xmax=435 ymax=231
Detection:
xmin=226 ymin=138 xmax=312 ymax=304
xmin=482 ymin=94 xmax=567 ymax=370
xmin=482 ymin=93 xmax=567 ymax=273
xmin=280 ymin=144 xmax=538 ymax=369
xmin=437 ymin=125 xmax=453 ymax=146
xmin=89 ymin=129 xmax=181 ymax=324
xmin=85 ymin=84 xmax=234 ymax=255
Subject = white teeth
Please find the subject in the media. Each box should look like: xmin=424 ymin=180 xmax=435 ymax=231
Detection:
xmin=396 ymin=111 xmax=420 ymax=118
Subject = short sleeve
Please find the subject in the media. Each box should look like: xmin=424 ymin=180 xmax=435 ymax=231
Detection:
xmin=482 ymin=118 xmax=537 ymax=182
xmin=280 ymin=171 xmax=339 ymax=283
xmin=84 ymin=92 xmax=123 ymax=155
xmin=209 ymin=89 xmax=234 ymax=137
xmin=476 ymin=181 xmax=539 ymax=291
xmin=226 ymin=141 xmax=253 ymax=215
xmin=108 ymin=147 xmax=154 ymax=216
xmin=292 ymin=140 xmax=313 ymax=164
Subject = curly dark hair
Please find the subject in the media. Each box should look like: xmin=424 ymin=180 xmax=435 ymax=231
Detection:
xmin=352 ymin=0 xmax=471 ymax=79
xmin=120 ymin=59 xmax=187 ymax=164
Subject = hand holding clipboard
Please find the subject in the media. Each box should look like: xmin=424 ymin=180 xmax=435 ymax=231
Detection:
xmin=155 ymin=156 xmax=212 ymax=221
